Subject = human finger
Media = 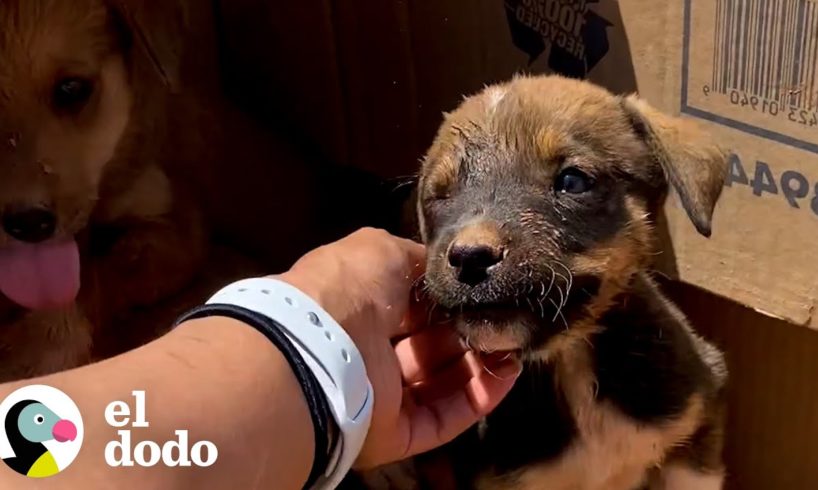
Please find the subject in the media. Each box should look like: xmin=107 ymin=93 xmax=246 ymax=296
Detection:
xmin=395 ymin=327 xmax=466 ymax=384
xmin=397 ymin=352 xmax=521 ymax=458
xmin=405 ymin=355 xmax=473 ymax=405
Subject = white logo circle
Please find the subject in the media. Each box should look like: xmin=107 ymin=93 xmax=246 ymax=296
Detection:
xmin=0 ymin=385 xmax=84 ymax=478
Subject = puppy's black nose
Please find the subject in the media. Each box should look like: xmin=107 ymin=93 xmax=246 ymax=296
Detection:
xmin=2 ymin=206 xmax=57 ymax=243
xmin=448 ymin=242 xmax=505 ymax=286
xmin=448 ymin=221 xmax=506 ymax=286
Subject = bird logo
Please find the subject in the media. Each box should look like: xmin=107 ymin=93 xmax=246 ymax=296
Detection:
xmin=0 ymin=385 xmax=83 ymax=478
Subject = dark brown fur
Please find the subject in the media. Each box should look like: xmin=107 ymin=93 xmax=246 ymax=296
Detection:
xmin=361 ymin=75 xmax=728 ymax=490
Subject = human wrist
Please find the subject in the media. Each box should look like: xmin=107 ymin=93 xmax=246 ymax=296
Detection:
xmin=178 ymin=277 xmax=373 ymax=489
xmin=274 ymin=271 xmax=326 ymax=309
xmin=274 ymin=271 xmax=345 ymax=331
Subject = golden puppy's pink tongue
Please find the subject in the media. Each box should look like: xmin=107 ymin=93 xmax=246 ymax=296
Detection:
xmin=0 ymin=240 xmax=80 ymax=310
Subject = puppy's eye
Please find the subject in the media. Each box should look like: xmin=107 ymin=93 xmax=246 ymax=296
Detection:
xmin=53 ymin=77 xmax=94 ymax=113
xmin=554 ymin=167 xmax=594 ymax=194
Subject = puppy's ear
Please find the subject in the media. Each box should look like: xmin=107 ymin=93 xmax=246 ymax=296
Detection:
xmin=621 ymin=95 xmax=727 ymax=237
xmin=108 ymin=0 xmax=188 ymax=91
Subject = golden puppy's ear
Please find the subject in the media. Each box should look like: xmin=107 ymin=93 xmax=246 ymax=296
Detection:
xmin=621 ymin=95 xmax=728 ymax=237
xmin=109 ymin=0 xmax=188 ymax=91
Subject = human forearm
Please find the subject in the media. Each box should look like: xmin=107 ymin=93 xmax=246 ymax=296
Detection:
xmin=0 ymin=317 xmax=314 ymax=489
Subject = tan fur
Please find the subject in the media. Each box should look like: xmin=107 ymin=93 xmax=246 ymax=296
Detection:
xmin=480 ymin=346 xmax=704 ymax=490
xmin=570 ymin=196 xmax=653 ymax=277
xmin=539 ymin=197 xmax=654 ymax=361
xmin=621 ymin=96 xmax=727 ymax=236
xmin=485 ymin=87 xmax=508 ymax=114
xmin=451 ymin=221 xmax=504 ymax=254
xmin=535 ymin=127 xmax=568 ymax=162
xmin=424 ymin=153 xmax=458 ymax=202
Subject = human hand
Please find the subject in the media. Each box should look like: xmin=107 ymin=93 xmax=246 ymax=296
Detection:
xmin=278 ymin=228 xmax=521 ymax=469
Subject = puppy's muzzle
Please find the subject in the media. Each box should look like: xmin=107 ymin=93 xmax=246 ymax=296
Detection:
xmin=446 ymin=220 xmax=506 ymax=286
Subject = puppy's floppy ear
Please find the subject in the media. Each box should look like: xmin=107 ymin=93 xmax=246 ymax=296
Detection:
xmin=108 ymin=0 xmax=188 ymax=91
xmin=621 ymin=95 xmax=728 ymax=237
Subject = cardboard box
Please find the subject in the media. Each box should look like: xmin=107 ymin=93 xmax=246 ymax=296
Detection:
xmin=650 ymin=0 xmax=818 ymax=329
xmin=219 ymin=0 xmax=818 ymax=328
xmin=215 ymin=1 xmax=818 ymax=488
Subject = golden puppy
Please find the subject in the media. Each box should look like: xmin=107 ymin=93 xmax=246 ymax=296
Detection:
xmin=0 ymin=0 xmax=210 ymax=380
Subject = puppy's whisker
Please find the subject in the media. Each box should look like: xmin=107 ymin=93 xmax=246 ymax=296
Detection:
xmin=464 ymin=333 xmax=474 ymax=352
xmin=411 ymin=272 xmax=427 ymax=289
xmin=553 ymin=271 xmax=569 ymax=306
xmin=555 ymin=260 xmax=574 ymax=300
xmin=543 ymin=264 xmax=557 ymax=300
xmin=548 ymin=298 xmax=569 ymax=331
xmin=553 ymin=284 xmax=565 ymax=321
xmin=525 ymin=297 xmax=536 ymax=314
xmin=388 ymin=174 xmax=419 ymax=192
xmin=412 ymin=276 xmax=428 ymax=303
xmin=483 ymin=362 xmax=515 ymax=380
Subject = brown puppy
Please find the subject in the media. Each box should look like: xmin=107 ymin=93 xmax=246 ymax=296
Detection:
xmin=0 ymin=0 xmax=212 ymax=380
xmin=380 ymin=75 xmax=727 ymax=490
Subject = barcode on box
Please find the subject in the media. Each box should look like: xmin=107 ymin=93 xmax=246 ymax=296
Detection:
xmin=713 ymin=0 xmax=818 ymax=110
xmin=682 ymin=0 xmax=818 ymax=154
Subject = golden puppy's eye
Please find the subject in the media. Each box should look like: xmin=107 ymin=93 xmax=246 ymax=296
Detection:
xmin=53 ymin=77 xmax=94 ymax=113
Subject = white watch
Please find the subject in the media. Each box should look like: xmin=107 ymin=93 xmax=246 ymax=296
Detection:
xmin=206 ymin=277 xmax=373 ymax=489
